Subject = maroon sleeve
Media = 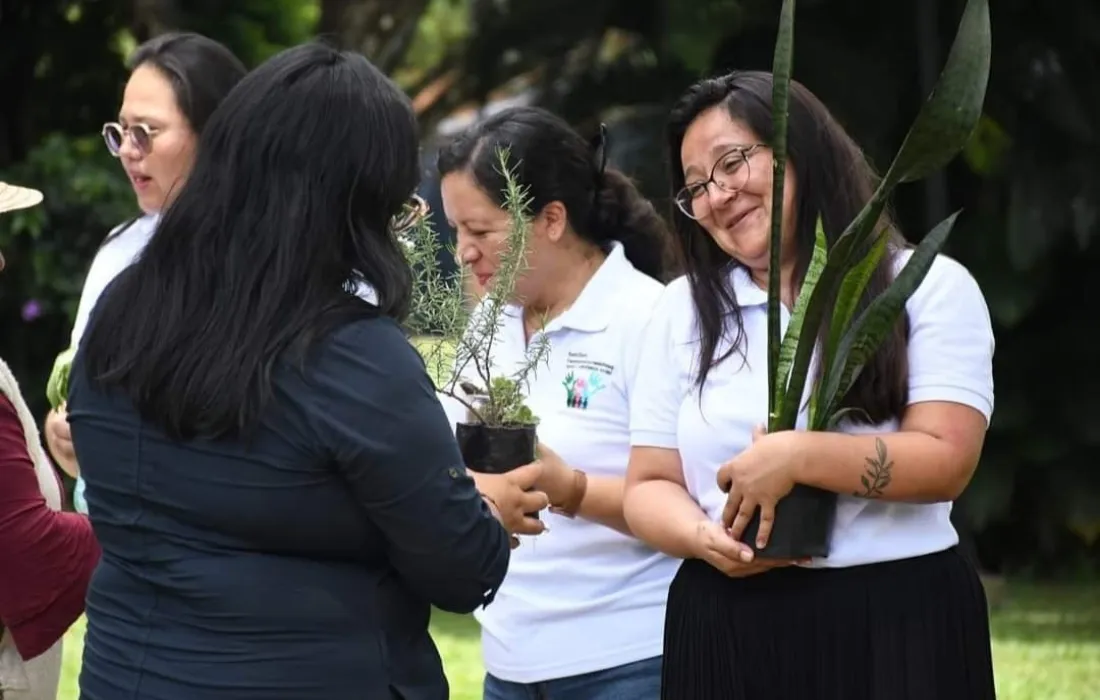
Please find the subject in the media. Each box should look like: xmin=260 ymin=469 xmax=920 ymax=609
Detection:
xmin=0 ymin=393 xmax=100 ymax=660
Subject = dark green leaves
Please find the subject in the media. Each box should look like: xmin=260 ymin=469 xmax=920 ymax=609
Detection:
xmin=882 ymin=0 xmax=992 ymax=187
xmin=767 ymin=0 xmax=796 ymax=426
xmin=819 ymin=211 xmax=962 ymax=424
xmin=766 ymin=0 xmax=991 ymax=433
xmin=772 ymin=217 xmax=825 ymax=430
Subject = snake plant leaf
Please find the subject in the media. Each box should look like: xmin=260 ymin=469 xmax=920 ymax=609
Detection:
xmin=819 ymin=211 xmax=962 ymax=421
xmin=810 ymin=229 xmax=890 ymax=428
xmin=773 ymin=187 xmax=892 ymax=430
xmin=881 ymin=0 xmax=991 ymax=187
xmin=772 ymin=217 xmax=826 ymax=431
xmin=767 ymin=0 xmax=796 ymax=424
xmin=776 ymin=0 xmax=989 ymax=432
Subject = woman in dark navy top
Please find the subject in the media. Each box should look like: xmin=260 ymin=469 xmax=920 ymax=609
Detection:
xmin=66 ymin=43 xmax=513 ymax=700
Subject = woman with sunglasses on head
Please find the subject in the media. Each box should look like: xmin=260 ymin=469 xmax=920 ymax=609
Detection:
xmin=0 ymin=183 xmax=100 ymax=700
xmin=66 ymin=42 xmax=513 ymax=700
xmin=624 ymin=71 xmax=997 ymax=700
xmin=438 ymin=105 xmax=680 ymax=700
xmin=43 ymin=32 xmax=246 ymax=512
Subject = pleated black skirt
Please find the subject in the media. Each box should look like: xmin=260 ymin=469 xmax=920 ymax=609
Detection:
xmin=662 ymin=547 xmax=996 ymax=700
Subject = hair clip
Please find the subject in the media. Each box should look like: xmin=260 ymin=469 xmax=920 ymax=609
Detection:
xmin=591 ymin=123 xmax=610 ymax=176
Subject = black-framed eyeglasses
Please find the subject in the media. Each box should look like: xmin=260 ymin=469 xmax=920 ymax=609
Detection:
xmin=675 ymin=143 xmax=767 ymax=220
xmin=102 ymin=121 xmax=161 ymax=157
xmin=392 ymin=194 xmax=430 ymax=234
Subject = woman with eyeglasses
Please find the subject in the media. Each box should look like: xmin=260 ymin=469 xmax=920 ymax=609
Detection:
xmin=0 ymin=183 xmax=100 ymax=700
xmin=624 ymin=71 xmax=996 ymax=700
xmin=43 ymin=32 xmax=247 ymax=512
xmin=66 ymin=42 xmax=514 ymax=700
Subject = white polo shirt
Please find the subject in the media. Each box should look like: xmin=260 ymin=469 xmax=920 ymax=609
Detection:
xmin=452 ymin=244 xmax=679 ymax=682
xmin=71 ymin=214 xmax=160 ymax=348
xmin=630 ymin=251 xmax=995 ymax=568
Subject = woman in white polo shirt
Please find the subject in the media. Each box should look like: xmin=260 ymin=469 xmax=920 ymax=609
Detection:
xmin=625 ymin=71 xmax=996 ymax=700
xmin=43 ymin=33 xmax=246 ymax=511
xmin=437 ymin=105 xmax=680 ymax=699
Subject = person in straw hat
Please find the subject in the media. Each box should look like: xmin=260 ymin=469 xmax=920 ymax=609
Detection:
xmin=0 ymin=182 xmax=101 ymax=700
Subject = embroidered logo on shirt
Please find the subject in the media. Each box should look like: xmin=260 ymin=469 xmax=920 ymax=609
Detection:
xmin=562 ymin=370 xmax=606 ymax=409
xmin=562 ymin=352 xmax=614 ymax=410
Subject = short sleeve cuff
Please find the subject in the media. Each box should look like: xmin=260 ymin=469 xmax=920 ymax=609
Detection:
xmin=630 ymin=429 xmax=678 ymax=450
xmin=909 ymin=384 xmax=993 ymax=423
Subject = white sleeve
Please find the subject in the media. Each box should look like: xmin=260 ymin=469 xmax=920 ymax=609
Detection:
xmin=905 ymin=255 xmax=995 ymax=423
xmin=618 ymin=284 xmax=664 ymax=404
xmin=70 ymin=217 xmax=155 ymax=348
xmin=629 ymin=283 xmax=688 ymax=449
xmin=70 ymin=247 xmax=120 ymax=348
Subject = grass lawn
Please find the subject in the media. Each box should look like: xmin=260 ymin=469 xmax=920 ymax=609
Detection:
xmin=57 ymin=580 xmax=1098 ymax=699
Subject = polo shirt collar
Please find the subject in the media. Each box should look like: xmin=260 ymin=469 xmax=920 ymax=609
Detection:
xmin=508 ymin=242 xmax=632 ymax=334
xmin=728 ymin=263 xmax=768 ymax=308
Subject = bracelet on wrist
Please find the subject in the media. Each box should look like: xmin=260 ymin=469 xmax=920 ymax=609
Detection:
xmin=549 ymin=469 xmax=588 ymax=519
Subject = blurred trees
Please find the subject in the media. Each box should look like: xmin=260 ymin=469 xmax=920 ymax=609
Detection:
xmin=0 ymin=0 xmax=1097 ymax=574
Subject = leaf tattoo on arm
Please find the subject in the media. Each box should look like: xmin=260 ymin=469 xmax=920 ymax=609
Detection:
xmin=854 ymin=437 xmax=893 ymax=498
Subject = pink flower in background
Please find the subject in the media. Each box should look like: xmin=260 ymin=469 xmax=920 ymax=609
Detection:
xmin=21 ymin=299 xmax=42 ymax=322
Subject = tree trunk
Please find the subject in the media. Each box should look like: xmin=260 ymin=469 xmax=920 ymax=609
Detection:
xmin=317 ymin=0 xmax=432 ymax=73
xmin=132 ymin=0 xmax=179 ymax=42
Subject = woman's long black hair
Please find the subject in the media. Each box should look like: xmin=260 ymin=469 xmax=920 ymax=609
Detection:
xmin=82 ymin=42 xmax=421 ymax=440
xmin=667 ymin=71 xmax=909 ymax=425
xmin=438 ymin=106 xmax=672 ymax=281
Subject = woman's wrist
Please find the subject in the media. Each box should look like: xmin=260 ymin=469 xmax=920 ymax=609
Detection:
xmin=549 ymin=469 xmax=588 ymax=518
xmin=481 ymin=493 xmax=502 ymax=522
xmin=784 ymin=429 xmax=813 ymax=485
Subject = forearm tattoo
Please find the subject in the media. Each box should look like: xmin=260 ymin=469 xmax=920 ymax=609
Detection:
xmin=854 ymin=437 xmax=893 ymax=498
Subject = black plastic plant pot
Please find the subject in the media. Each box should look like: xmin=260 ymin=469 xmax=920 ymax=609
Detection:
xmin=739 ymin=484 xmax=837 ymax=560
xmin=456 ymin=422 xmax=540 ymax=518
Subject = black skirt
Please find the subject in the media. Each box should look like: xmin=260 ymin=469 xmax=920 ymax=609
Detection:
xmin=662 ymin=547 xmax=996 ymax=700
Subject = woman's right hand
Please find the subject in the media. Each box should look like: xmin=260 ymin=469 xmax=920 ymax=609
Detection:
xmin=45 ymin=404 xmax=79 ymax=478
xmin=471 ymin=464 xmax=549 ymax=546
xmin=691 ymin=520 xmax=802 ymax=578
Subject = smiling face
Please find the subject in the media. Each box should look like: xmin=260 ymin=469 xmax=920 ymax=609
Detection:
xmin=441 ymin=169 xmax=563 ymax=305
xmin=116 ymin=63 xmax=198 ymax=214
xmin=441 ymin=170 xmax=515 ymax=290
xmin=679 ymin=104 xmax=798 ymax=280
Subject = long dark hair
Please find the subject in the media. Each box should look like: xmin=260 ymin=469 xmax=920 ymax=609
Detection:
xmin=83 ymin=42 xmax=421 ymax=440
xmin=105 ymin=32 xmax=248 ymax=245
xmin=437 ymin=106 xmax=671 ymax=281
xmin=666 ymin=71 xmax=908 ymax=425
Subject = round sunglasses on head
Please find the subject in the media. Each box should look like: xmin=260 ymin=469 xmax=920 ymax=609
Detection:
xmin=392 ymin=194 xmax=430 ymax=234
xmin=102 ymin=121 xmax=160 ymax=157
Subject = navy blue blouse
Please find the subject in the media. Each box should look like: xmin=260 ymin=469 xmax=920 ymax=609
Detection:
xmin=68 ymin=316 xmax=509 ymax=700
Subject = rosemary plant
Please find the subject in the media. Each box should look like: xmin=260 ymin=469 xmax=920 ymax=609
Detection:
xmin=401 ymin=146 xmax=549 ymax=426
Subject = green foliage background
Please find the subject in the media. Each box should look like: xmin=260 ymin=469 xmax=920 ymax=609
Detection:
xmin=1 ymin=0 xmax=1097 ymax=575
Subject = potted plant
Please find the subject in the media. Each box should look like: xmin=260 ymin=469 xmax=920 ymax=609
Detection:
xmin=735 ymin=0 xmax=992 ymax=558
xmin=400 ymin=147 xmax=550 ymax=496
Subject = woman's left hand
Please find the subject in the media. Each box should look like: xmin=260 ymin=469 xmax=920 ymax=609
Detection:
xmin=716 ymin=425 xmax=801 ymax=549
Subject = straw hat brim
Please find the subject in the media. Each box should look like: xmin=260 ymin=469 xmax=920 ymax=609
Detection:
xmin=0 ymin=182 xmax=44 ymax=214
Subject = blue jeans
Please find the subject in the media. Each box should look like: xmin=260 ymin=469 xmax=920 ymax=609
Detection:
xmin=483 ymin=656 xmax=661 ymax=700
